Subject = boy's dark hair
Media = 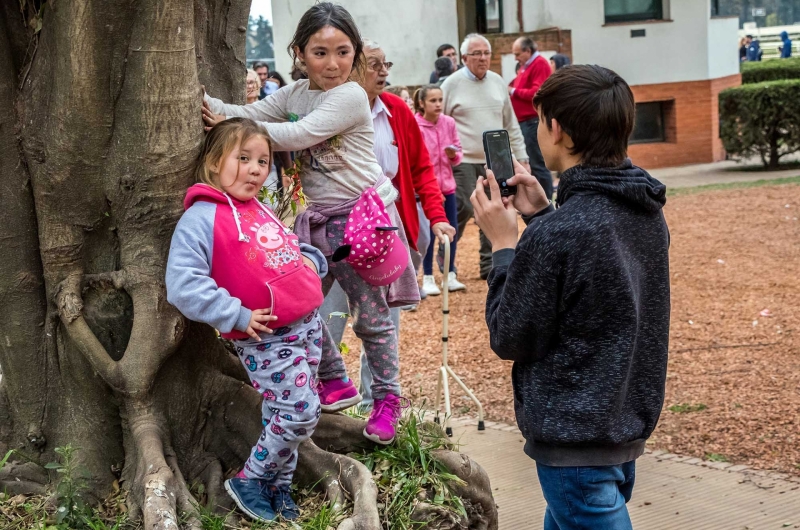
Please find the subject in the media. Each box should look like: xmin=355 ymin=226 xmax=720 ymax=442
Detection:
xmin=436 ymin=44 xmax=455 ymax=57
xmin=288 ymin=3 xmax=364 ymax=76
xmin=533 ymin=65 xmax=634 ymax=167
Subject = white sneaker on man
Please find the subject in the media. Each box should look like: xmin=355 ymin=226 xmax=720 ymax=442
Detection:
xmin=444 ymin=271 xmax=466 ymax=292
xmin=422 ymin=275 xmax=441 ymax=296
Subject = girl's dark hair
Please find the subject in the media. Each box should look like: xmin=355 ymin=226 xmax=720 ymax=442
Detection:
xmin=270 ymin=71 xmax=287 ymax=88
xmin=288 ymin=3 xmax=364 ymax=77
xmin=412 ymin=84 xmax=442 ymax=114
xmin=533 ymin=65 xmax=634 ymax=168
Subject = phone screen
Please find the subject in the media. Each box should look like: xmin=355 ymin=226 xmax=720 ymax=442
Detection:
xmin=484 ymin=130 xmax=517 ymax=196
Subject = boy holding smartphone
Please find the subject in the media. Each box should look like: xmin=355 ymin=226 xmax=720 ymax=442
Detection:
xmin=471 ymin=65 xmax=670 ymax=529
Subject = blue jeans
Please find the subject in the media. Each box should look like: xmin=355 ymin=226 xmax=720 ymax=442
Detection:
xmin=423 ymin=193 xmax=458 ymax=275
xmin=536 ymin=461 xmax=635 ymax=530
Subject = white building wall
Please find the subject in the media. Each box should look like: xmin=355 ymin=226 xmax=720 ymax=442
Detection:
xmin=522 ymin=0 xmax=739 ymax=86
xmin=271 ymin=0 xmax=459 ymax=87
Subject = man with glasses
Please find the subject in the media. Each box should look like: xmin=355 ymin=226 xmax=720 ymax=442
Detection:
xmin=509 ymin=37 xmax=553 ymax=201
xmin=441 ymin=33 xmax=528 ymax=280
xmin=321 ymin=40 xmax=454 ymax=409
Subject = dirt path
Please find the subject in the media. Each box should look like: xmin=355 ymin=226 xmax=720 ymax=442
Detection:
xmin=342 ymin=183 xmax=800 ymax=474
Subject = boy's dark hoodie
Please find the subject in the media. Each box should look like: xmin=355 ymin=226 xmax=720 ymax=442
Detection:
xmin=486 ymin=160 xmax=670 ymax=466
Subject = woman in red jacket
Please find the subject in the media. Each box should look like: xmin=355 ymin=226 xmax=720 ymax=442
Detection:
xmin=320 ymin=39 xmax=455 ymax=409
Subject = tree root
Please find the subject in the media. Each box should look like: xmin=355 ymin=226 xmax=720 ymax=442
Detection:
xmin=431 ymin=450 xmax=498 ymax=530
xmin=0 ymin=461 xmax=48 ymax=496
xmin=295 ymin=440 xmax=380 ymax=530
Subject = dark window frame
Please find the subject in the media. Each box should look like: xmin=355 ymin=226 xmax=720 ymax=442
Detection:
xmin=476 ymin=0 xmax=503 ymax=34
xmin=630 ymin=101 xmax=666 ymax=144
xmin=604 ymin=0 xmax=664 ymax=24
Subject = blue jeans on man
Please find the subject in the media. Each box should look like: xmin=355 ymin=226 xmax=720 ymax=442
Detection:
xmin=536 ymin=461 xmax=636 ymax=530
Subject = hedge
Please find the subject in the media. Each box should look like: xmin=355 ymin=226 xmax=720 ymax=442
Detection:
xmin=719 ymin=79 xmax=800 ymax=168
xmin=741 ymin=56 xmax=800 ymax=84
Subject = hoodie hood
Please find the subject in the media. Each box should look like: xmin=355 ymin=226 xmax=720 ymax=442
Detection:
xmin=781 ymin=31 xmax=789 ymax=41
xmin=184 ymin=183 xmax=231 ymax=210
xmin=184 ymin=183 xmax=268 ymax=243
xmin=556 ymin=159 xmax=666 ymax=213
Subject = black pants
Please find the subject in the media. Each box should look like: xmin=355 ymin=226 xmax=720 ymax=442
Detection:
xmin=453 ymin=162 xmax=493 ymax=279
xmin=519 ymin=118 xmax=554 ymax=200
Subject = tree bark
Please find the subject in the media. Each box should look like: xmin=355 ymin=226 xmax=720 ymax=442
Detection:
xmin=0 ymin=2 xmax=496 ymax=529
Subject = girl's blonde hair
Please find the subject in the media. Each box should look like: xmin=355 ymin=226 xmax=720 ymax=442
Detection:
xmin=195 ymin=118 xmax=273 ymax=190
xmin=412 ymin=84 xmax=442 ymax=115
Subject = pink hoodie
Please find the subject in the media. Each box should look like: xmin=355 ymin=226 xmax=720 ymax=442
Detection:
xmin=414 ymin=113 xmax=463 ymax=195
xmin=180 ymin=184 xmax=323 ymax=339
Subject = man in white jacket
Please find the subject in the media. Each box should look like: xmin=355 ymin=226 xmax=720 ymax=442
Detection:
xmin=441 ymin=33 xmax=528 ymax=280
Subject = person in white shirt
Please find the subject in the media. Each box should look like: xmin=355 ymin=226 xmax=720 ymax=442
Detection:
xmin=440 ymin=33 xmax=529 ymax=280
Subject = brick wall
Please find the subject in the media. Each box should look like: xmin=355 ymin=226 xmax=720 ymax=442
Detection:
xmin=628 ymin=73 xmax=742 ymax=169
xmin=485 ymin=28 xmax=572 ymax=75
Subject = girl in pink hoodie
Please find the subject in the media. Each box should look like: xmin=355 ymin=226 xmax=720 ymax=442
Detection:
xmin=166 ymin=118 xmax=328 ymax=522
xmin=414 ymin=85 xmax=465 ymax=295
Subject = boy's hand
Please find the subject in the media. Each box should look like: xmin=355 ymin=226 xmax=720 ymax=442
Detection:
xmin=301 ymin=255 xmax=317 ymax=272
xmin=246 ymin=308 xmax=278 ymax=341
xmin=504 ymin=159 xmax=551 ymax=216
xmin=471 ymin=171 xmax=519 ymax=252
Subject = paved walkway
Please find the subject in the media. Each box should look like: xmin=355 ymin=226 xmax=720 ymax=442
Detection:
xmin=447 ymin=418 xmax=800 ymax=530
xmin=648 ymin=156 xmax=800 ymax=189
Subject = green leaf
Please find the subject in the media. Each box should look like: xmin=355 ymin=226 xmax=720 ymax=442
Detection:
xmin=44 ymin=462 xmax=62 ymax=469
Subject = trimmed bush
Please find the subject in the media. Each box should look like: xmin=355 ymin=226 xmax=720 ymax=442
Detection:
xmin=719 ymin=79 xmax=800 ymax=168
xmin=741 ymin=56 xmax=800 ymax=84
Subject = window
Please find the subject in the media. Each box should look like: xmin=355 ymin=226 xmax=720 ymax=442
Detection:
xmin=476 ymin=0 xmax=502 ymax=33
xmin=604 ymin=0 xmax=663 ymax=23
xmin=711 ymin=0 xmax=720 ymax=17
xmin=630 ymin=102 xmax=665 ymax=144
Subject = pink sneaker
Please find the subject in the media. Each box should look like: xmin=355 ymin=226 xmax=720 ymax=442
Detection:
xmin=318 ymin=376 xmax=362 ymax=412
xmin=363 ymin=394 xmax=410 ymax=445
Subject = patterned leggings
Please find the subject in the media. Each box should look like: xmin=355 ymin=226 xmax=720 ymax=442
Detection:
xmin=234 ymin=310 xmax=322 ymax=487
xmin=317 ymin=215 xmax=400 ymax=400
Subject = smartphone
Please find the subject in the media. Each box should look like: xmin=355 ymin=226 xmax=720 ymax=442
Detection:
xmin=482 ymin=129 xmax=517 ymax=197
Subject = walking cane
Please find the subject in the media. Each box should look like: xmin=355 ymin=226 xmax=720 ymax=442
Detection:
xmin=433 ymin=235 xmax=485 ymax=436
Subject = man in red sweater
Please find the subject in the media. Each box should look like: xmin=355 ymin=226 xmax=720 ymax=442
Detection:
xmin=509 ymin=37 xmax=553 ymax=199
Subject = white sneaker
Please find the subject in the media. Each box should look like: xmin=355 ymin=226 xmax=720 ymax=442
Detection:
xmin=422 ymin=275 xmax=441 ymax=296
xmin=445 ymin=271 xmax=466 ymax=292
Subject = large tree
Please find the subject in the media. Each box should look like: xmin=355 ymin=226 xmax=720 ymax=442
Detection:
xmin=0 ymin=1 xmax=496 ymax=528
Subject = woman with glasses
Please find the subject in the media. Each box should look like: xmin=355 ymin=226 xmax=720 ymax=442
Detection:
xmin=245 ymin=69 xmax=261 ymax=104
xmin=320 ymin=39 xmax=455 ymax=410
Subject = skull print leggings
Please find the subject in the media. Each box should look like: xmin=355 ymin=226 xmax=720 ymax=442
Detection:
xmin=233 ymin=310 xmax=323 ymax=486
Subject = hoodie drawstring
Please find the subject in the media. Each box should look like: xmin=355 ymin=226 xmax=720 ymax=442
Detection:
xmin=224 ymin=193 xmax=249 ymax=242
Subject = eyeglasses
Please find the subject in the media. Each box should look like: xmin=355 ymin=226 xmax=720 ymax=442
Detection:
xmin=464 ymin=51 xmax=491 ymax=58
xmin=368 ymin=61 xmax=394 ymax=72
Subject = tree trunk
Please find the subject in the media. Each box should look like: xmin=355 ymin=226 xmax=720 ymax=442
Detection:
xmin=0 ymin=2 xmax=496 ymax=529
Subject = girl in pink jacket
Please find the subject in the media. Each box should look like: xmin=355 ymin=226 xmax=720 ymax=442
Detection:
xmin=414 ymin=85 xmax=465 ymax=295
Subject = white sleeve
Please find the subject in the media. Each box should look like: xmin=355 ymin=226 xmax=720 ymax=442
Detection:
xmin=256 ymin=83 xmax=371 ymax=152
xmin=204 ymin=88 xmax=289 ymax=124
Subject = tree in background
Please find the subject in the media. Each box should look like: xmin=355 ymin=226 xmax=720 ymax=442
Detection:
xmin=718 ymin=0 xmax=800 ymax=27
xmin=247 ymin=15 xmax=274 ymax=66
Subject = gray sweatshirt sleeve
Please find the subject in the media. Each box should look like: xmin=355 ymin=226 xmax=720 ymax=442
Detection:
xmin=204 ymin=90 xmax=288 ymax=124
xmin=166 ymin=203 xmax=251 ymax=333
xmin=299 ymin=243 xmax=328 ymax=278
